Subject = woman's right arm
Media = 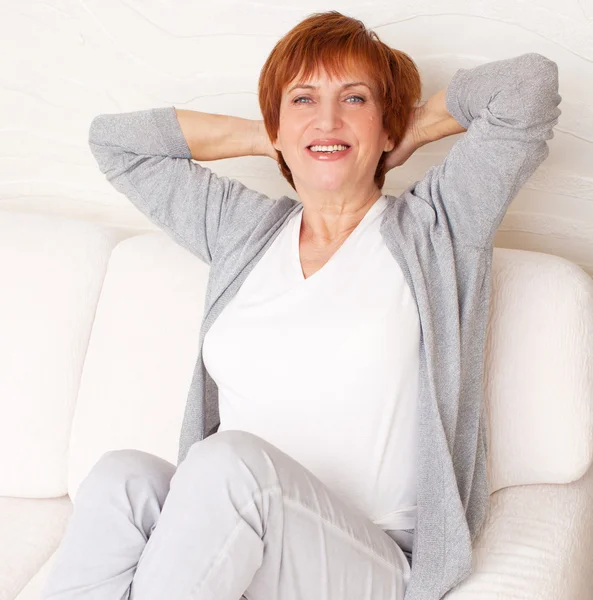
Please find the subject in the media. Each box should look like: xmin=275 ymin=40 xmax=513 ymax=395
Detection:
xmin=88 ymin=106 xmax=276 ymax=265
xmin=174 ymin=109 xmax=276 ymax=161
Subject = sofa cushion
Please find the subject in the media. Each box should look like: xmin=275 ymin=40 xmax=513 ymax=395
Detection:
xmin=0 ymin=495 xmax=72 ymax=600
xmin=14 ymin=549 xmax=59 ymax=600
xmin=0 ymin=210 xmax=121 ymax=497
xmin=68 ymin=233 xmax=209 ymax=500
xmin=67 ymin=230 xmax=593 ymax=498
xmin=485 ymin=248 xmax=593 ymax=493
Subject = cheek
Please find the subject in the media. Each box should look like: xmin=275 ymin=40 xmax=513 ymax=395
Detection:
xmin=365 ymin=114 xmax=388 ymax=144
xmin=278 ymin=114 xmax=298 ymax=135
xmin=358 ymin=109 xmax=382 ymax=133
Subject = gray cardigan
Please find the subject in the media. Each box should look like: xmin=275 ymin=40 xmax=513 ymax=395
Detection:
xmin=88 ymin=52 xmax=561 ymax=599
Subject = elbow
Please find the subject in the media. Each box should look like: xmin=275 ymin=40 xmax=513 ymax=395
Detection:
xmin=88 ymin=113 xmax=110 ymax=147
xmin=519 ymin=52 xmax=560 ymax=95
xmin=533 ymin=53 xmax=559 ymax=97
xmin=88 ymin=114 xmax=121 ymax=177
xmin=516 ymin=53 xmax=562 ymax=125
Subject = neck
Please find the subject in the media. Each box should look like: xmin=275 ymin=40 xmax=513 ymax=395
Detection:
xmin=297 ymin=187 xmax=383 ymax=245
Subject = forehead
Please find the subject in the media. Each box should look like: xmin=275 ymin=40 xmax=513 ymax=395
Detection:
xmin=285 ymin=66 xmax=372 ymax=93
xmin=289 ymin=62 xmax=367 ymax=83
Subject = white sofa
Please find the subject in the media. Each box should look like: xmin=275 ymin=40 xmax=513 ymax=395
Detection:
xmin=1 ymin=207 xmax=593 ymax=600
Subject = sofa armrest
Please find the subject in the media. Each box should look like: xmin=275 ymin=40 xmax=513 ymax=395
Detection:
xmin=445 ymin=462 xmax=593 ymax=598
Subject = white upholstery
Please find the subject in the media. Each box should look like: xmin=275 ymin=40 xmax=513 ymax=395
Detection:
xmin=67 ymin=233 xmax=210 ymax=501
xmin=485 ymin=249 xmax=593 ymax=493
xmin=13 ymin=552 xmax=59 ymax=600
xmin=447 ymin=457 xmax=593 ymax=599
xmin=0 ymin=211 xmax=592 ymax=600
xmin=0 ymin=496 xmax=71 ymax=600
xmin=0 ymin=211 xmax=121 ymax=498
xmin=68 ymin=234 xmax=593 ymax=499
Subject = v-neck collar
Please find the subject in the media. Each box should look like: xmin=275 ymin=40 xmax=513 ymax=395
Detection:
xmin=292 ymin=196 xmax=386 ymax=282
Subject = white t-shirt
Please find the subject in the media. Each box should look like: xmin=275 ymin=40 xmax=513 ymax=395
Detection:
xmin=202 ymin=195 xmax=420 ymax=531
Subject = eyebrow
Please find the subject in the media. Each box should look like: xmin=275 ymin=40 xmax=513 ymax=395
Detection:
xmin=287 ymin=81 xmax=371 ymax=94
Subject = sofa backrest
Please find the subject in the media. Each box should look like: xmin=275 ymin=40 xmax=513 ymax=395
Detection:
xmin=1 ymin=209 xmax=591 ymax=500
xmin=0 ymin=210 xmax=121 ymax=498
xmin=67 ymin=232 xmax=593 ymax=500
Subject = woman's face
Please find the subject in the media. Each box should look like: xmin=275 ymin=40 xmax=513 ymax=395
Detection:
xmin=273 ymin=66 xmax=394 ymax=195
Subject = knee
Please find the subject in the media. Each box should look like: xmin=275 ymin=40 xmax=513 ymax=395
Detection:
xmin=77 ymin=449 xmax=175 ymax=502
xmin=181 ymin=430 xmax=273 ymax=479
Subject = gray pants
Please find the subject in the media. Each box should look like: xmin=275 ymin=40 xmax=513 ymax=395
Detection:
xmin=41 ymin=430 xmax=413 ymax=600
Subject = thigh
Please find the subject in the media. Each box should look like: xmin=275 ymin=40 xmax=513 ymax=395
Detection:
xmin=203 ymin=431 xmax=411 ymax=600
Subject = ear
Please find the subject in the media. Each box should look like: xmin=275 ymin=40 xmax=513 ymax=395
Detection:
xmin=384 ymin=137 xmax=395 ymax=153
xmin=272 ymin=135 xmax=282 ymax=152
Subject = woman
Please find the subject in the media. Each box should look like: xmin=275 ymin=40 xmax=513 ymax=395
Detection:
xmin=41 ymin=10 xmax=561 ymax=600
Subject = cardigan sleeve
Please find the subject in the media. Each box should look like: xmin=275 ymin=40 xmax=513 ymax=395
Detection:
xmin=88 ymin=106 xmax=274 ymax=265
xmin=408 ymin=52 xmax=562 ymax=249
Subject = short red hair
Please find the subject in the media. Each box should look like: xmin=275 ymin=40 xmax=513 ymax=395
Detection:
xmin=258 ymin=11 xmax=422 ymax=191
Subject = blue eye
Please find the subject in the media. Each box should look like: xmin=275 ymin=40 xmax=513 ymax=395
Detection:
xmin=292 ymin=95 xmax=365 ymax=104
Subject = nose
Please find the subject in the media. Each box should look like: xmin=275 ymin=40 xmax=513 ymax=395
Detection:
xmin=314 ymin=99 xmax=344 ymax=133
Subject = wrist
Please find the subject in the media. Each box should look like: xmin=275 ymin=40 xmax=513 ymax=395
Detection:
xmin=251 ymin=120 xmax=275 ymax=159
xmin=419 ymin=88 xmax=467 ymax=143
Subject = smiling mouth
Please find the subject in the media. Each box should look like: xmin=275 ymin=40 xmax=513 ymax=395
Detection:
xmin=306 ymin=145 xmax=351 ymax=154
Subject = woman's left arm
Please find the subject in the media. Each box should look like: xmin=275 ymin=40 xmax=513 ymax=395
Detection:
xmin=386 ymin=53 xmax=562 ymax=249
xmin=385 ymin=89 xmax=467 ymax=169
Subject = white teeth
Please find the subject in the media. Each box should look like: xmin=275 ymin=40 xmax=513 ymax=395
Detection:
xmin=309 ymin=144 xmax=349 ymax=152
